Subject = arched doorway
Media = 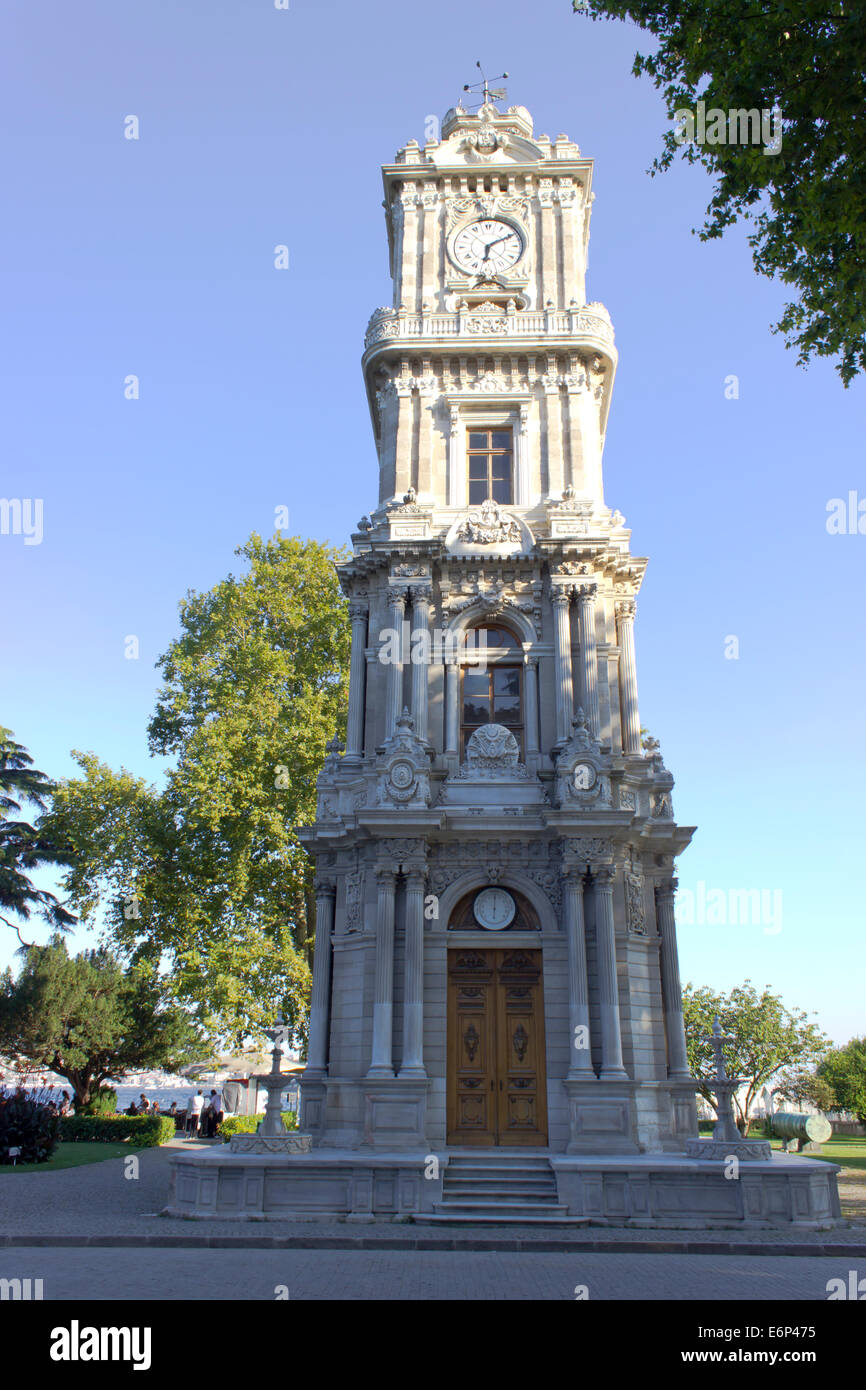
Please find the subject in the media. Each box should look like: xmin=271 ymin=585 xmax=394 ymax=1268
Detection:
xmin=446 ymin=887 xmax=548 ymax=1147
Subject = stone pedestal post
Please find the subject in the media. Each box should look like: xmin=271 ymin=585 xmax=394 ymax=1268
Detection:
xmin=616 ymin=599 xmax=641 ymax=755
xmin=399 ymin=867 xmax=427 ymax=1078
xmin=410 ymin=586 xmax=431 ymax=746
xmin=367 ymin=868 xmax=396 ymax=1078
xmin=655 ymin=877 xmax=691 ymax=1079
xmin=386 ymin=590 xmax=406 ymax=740
xmin=593 ymin=865 xmax=628 ymax=1079
xmin=551 ymin=587 xmax=574 ymax=747
xmin=346 ymin=600 xmax=368 ymax=761
xmin=564 ymin=868 xmax=595 ymax=1079
xmin=576 ymin=585 xmax=601 ymax=740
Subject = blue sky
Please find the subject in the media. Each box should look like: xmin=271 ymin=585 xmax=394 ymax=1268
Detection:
xmin=1 ymin=0 xmax=863 ymax=1044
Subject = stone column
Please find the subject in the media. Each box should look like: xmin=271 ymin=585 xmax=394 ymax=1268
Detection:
xmin=444 ymin=653 xmax=459 ymax=757
xmin=448 ymin=405 xmax=464 ymax=507
xmin=564 ymin=867 xmax=595 ymax=1079
xmin=410 ymin=586 xmax=432 ymax=744
xmin=345 ymin=600 xmax=368 ymax=760
xmin=386 ymin=589 xmax=406 ymax=739
xmin=593 ymin=865 xmax=628 ymax=1079
xmin=515 ymin=403 xmax=530 ymax=504
xmin=656 ymin=877 xmax=691 ymax=1079
xmin=305 ymin=881 xmax=336 ymax=1077
xmin=399 ymin=867 xmax=427 ymax=1078
xmin=551 ymin=587 xmax=574 ymax=747
xmin=616 ymin=599 xmax=641 ymax=755
xmin=576 ymin=584 xmax=601 ymax=740
xmin=524 ymin=653 xmax=540 ymax=757
xmin=367 ymin=867 xmax=397 ymax=1078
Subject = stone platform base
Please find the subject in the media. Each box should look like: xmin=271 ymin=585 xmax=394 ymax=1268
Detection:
xmin=684 ymin=1138 xmax=772 ymax=1161
xmin=165 ymin=1147 xmax=842 ymax=1228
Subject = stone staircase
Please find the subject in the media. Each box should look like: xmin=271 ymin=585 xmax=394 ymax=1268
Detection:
xmin=416 ymin=1153 xmax=588 ymax=1225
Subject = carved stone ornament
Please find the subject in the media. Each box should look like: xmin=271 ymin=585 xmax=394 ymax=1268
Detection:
xmin=457 ymin=499 xmax=521 ymax=545
xmin=458 ymin=723 xmax=526 ymax=779
xmin=625 ymin=863 xmax=647 ymax=935
xmin=376 ymin=709 xmax=431 ymax=809
xmin=553 ymin=710 xmax=610 ymax=809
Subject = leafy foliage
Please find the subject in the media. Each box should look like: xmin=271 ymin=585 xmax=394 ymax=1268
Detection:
xmin=818 ymin=1037 xmax=866 ymax=1124
xmin=0 ymin=1095 xmax=60 ymax=1164
xmin=773 ymin=1066 xmax=836 ymax=1113
xmin=0 ymin=935 xmax=205 ymax=1108
xmin=42 ymin=533 xmax=350 ymax=1048
xmin=0 ymin=726 xmax=76 ymax=945
xmin=60 ymin=1113 xmax=176 ymax=1146
xmin=573 ymin=0 xmax=866 ymax=383
xmin=79 ymin=1086 xmax=118 ymax=1116
xmin=682 ymin=980 xmax=828 ymax=1134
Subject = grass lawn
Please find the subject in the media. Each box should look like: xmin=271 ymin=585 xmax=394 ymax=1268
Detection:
xmin=0 ymin=1141 xmax=146 ymax=1174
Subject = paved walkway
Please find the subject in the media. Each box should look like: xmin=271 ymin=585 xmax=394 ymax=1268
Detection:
xmin=1 ymin=1141 xmax=864 ymax=1253
xmin=2 ymin=1247 xmax=861 ymax=1300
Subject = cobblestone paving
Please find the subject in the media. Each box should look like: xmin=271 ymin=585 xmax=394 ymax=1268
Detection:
xmin=1 ymin=1143 xmax=863 ymax=1251
xmin=2 ymin=1247 xmax=862 ymax=1300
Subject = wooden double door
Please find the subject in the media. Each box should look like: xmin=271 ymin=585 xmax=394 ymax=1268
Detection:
xmin=447 ymin=947 xmax=548 ymax=1146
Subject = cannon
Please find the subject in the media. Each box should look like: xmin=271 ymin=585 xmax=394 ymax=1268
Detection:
xmin=771 ymin=1111 xmax=833 ymax=1153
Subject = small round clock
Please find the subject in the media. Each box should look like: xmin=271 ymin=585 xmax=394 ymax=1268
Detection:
xmin=573 ymin=762 xmax=597 ymax=791
xmin=451 ymin=219 xmax=524 ymax=275
xmin=473 ymin=886 xmax=516 ymax=931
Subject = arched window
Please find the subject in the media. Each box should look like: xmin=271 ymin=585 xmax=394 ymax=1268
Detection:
xmin=460 ymin=623 xmax=523 ymax=757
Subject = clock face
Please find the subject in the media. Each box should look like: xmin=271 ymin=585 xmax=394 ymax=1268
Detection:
xmin=473 ymin=887 xmax=516 ymax=931
xmin=451 ymin=219 xmax=524 ymax=275
xmin=573 ymin=762 xmax=597 ymax=791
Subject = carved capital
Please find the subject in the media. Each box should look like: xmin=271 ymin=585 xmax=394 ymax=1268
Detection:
xmin=348 ymin=600 xmax=369 ymax=622
xmin=550 ymin=587 xmax=572 ymax=609
xmin=615 ymin=599 xmax=636 ymax=623
xmin=387 ymin=588 xmax=408 ymax=614
xmin=655 ymin=877 xmax=678 ymax=906
xmin=314 ymin=879 xmax=336 ymax=899
xmin=592 ymin=864 xmax=616 ymax=890
xmin=576 ymin=584 xmax=597 ymax=605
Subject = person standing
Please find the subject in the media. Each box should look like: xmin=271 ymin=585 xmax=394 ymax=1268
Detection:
xmin=208 ymin=1089 xmax=223 ymax=1137
xmin=186 ymin=1090 xmax=204 ymax=1139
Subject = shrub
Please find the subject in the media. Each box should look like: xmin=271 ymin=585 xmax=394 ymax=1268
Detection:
xmin=220 ymin=1112 xmax=298 ymax=1142
xmin=79 ymin=1086 xmax=118 ymax=1116
xmin=0 ymin=1096 xmax=61 ymax=1164
xmin=60 ymin=1114 xmax=175 ymax=1147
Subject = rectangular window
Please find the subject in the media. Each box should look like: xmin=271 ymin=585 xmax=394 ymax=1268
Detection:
xmin=467 ymin=427 xmax=513 ymax=505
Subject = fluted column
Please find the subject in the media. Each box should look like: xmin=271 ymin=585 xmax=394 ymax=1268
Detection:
xmin=616 ymin=599 xmax=641 ymax=755
xmin=346 ymin=600 xmax=368 ymax=760
xmin=593 ymin=865 xmax=628 ymax=1078
xmin=444 ymin=654 xmax=459 ymax=756
xmin=524 ymin=653 xmax=540 ymax=756
xmin=564 ymin=868 xmax=595 ymax=1079
xmin=367 ymin=868 xmax=397 ymax=1077
xmin=306 ymin=881 xmax=336 ymax=1076
xmin=410 ymin=586 xmax=432 ymax=745
xmin=399 ymin=867 xmax=427 ymax=1078
xmin=386 ymin=589 xmax=406 ymax=739
xmin=656 ymin=877 xmax=691 ymax=1079
xmin=576 ymin=585 xmax=601 ymax=740
xmin=551 ymin=587 xmax=574 ymax=747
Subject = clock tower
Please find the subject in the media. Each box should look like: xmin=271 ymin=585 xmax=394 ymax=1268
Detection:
xmin=296 ymin=96 xmax=700 ymax=1174
xmin=167 ymin=96 xmax=842 ymax=1229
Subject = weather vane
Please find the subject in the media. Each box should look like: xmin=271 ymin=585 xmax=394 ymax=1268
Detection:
xmin=462 ymin=61 xmax=509 ymax=110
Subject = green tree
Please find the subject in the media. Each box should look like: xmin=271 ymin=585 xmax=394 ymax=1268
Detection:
xmin=772 ymin=1066 xmax=836 ymax=1113
xmin=818 ymin=1038 xmax=866 ymax=1124
xmin=43 ymin=533 xmax=350 ymax=1048
xmin=682 ymin=980 xmax=828 ymax=1134
xmin=0 ymin=935 xmax=205 ymax=1108
xmin=0 ymin=726 xmax=76 ymax=946
xmin=572 ymin=0 xmax=866 ymax=383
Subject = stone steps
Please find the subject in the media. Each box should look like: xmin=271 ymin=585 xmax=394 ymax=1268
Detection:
xmin=415 ymin=1153 xmax=588 ymax=1226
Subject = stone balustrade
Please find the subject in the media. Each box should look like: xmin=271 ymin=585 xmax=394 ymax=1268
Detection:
xmin=364 ymin=305 xmax=615 ymax=352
